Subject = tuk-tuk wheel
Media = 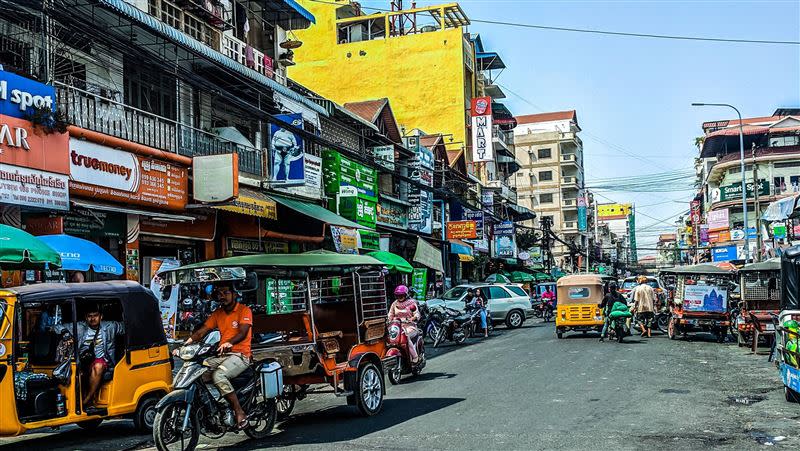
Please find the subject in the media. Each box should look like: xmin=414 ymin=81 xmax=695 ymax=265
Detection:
xmin=77 ymin=419 xmax=103 ymax=430
xmin=715 ymin=329 xmax=727 ymax=344
xmin=355 ymin=362 xmax=384 ymax=416
xmin=785 ymin=386 xmax=800 ymax=403
xmin=133 ymin=395 xmax=159 ymax=432
xmin=556 ymin=330 xmax=563 ymax=339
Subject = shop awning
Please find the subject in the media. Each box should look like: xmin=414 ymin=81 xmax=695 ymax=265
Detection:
xmin=38 ymin=234 xmax=124 ymax=275
xmin=216 ymin=188 xmax=278 ymax=220
xmin=413 ymin=237 xmax=444 ymax=273
xmin=762 ymin=195 xmax=800 ymax=221
xmin=367 ymin=251 xmax=413 ymax=274
xmin=0 ymin=224 xmax=61 ymax=269
xmin=268 ymin=194 xmax=368 ymax=230
xmin=449 ymin=240 xmax=474 ymax=256
xmin=72 ymin=200 xmax=196 ymax=222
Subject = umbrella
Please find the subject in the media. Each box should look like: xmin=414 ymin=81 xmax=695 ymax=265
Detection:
xmin=38 ymin=234 xmax=123 ymax=275
xmin=367 ymin=251 xmax=413 ymax=274
xmin=509 ymin=271 xmax=534 ymax=283
xmin=0 ymin=224 xmax=61 ymax=269
xmin=485 ymin=273 xmax=512 ymax=283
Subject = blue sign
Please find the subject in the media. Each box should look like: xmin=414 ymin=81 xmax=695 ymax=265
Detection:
xmin=494 ymin=220 xmax=515 ymax=237
xmin=0 ymin=71 xmax=56 ymax=119
xmin=270 ymin=113 xmax=305 ymax=186
xmin=712 ymin=245 xmax=738 ymax=262
xmin=746 ymin=228 xmax=758 ymax=239
xmin=577 ymin=206 xmax=587 ymax=231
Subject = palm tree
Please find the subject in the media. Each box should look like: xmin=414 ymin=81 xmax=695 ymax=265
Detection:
xmin=694 ymin=136 xmax=705 ymax=151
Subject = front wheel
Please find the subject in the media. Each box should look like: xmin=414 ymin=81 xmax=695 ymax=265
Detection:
xmin=454 ymin=324 xmax=470 ymax=344
xmin=387 ymin=359 xmax=402 ymax=385
xmin=244 ymin=398 xmax=277 ymax=439
xmin=355 ymin=362 xmax=384 ymax=416
xmin=153 ymin=401 xmax=199 ymax=451
xmin=133 ymin=395 xmax=159 ymax=432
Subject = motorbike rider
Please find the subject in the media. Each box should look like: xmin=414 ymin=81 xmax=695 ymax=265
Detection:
xmin=388 ymin=285 xmax=421 ymax=363
xmin=471 ymin=288 xmax=489 ymax=338
xmin=173 ymin=282 xmax=253 ymax=429
xmin=540 ymin=286 xmax=555 ymax=315
xmin=599 ymin=282 xmax=625 ymax=342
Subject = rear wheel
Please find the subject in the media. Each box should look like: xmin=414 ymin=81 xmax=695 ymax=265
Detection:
xmin=556 ymin=328 xmax=564 ymax=339
xmin=277 ymin=385 xmax=296 ymax=420
xmin=153 ymin=401 xmax=199 ymax=451
xmin=244 ymin=398 xmax=277 ymax=439
xmin=506 ymin=310 xmax=524 ymax=328
xmin=355 ymin=362 xmax=384 ymax=417
xmin=133 ymin=395 xmax=159 ymax=432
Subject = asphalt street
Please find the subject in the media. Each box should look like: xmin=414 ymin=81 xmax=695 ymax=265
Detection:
xmin=2 ymin=321 xmax=798 ymax=450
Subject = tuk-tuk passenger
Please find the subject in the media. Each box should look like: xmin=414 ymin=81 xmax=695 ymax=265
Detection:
xmin=55 ymin=303 xmax=125 ymax=407
xmin=175 ymin=282 xmax=253 ymax=429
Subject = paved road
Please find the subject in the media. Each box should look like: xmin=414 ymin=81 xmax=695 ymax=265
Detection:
xmin=2 ymin=321 xmax=798 ymax=450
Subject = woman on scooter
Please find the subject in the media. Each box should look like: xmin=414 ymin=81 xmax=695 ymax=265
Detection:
xmin=472 ymin=288 xmax=489 ymax=338
xmin=388 ymin=285 xmax=421 ymax=363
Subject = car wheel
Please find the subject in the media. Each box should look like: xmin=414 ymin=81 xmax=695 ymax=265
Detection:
xmin=355 ymin=362 xmax=384 ymax=416
xmin=506 ymin=310 xmax=524 ymax=328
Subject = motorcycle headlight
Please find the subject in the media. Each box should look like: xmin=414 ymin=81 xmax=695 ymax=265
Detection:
xmin=388 ymin=325 xmax=400 ymax=340
xmin=179 ymin=343 xmax=200 ymax=360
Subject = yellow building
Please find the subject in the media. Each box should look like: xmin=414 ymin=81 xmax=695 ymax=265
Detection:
xmin=289 ymin=1 xmax=475 ymax=149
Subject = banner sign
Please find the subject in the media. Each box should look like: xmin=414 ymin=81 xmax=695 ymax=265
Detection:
xmin=69 ymin=138 xmax=188 ymax=210
xmin=0 ymin=163 xmax=69 ymax=211
xmin=411 ymin=268 xmax=428 ymax=302
xmin=706 ymin=208 xmax=730 ymax=232
xmin=690 ymin=200 xmax=701 ymax=224
xmin=446 ymin=220 xmax=477 ymax=240
xmin=330 ymin=226 xmax=359 ymax=254
xmin=150 ymin=257 xmax=181 ymax=341
xmin=269 ymin=113 xmax=305 ymax=186
xmin=493 ymin=220 xmax=516 ymax=258
xmin=718 ymin=180 xmax=769 ymax=202
xmin=578 ymin=194 xmax=588 ymax=232
xmin=227 ymin=237 xmax=288 ymax=254
xmin=597 ymin=203 xmax=631 ymax=220
xmin=470 ymin=97 xmax=493 ymax=162
xmin=338 ymin=196 xmax=376 ymax=228
xmin=274 ymin=153 xmax=322 ymax=199
xmin=322 ymin=149 xmax=378 ymax=201
xmin=482 ymin=191 xmax=494 ymax=209
xmin=377 ymin=197 xmax=408 ymax=229
xmin=409 ymin=145 xmax=433 ymax=234
xmin=372 ymin=145 xmax=395 ymax=171
xmin=463 ymin=209 xmax=484 ymax=239
xmin=712 ymin=245 xmax=737 ymax=262
xmin=358 ymin=229 xmax=381 ymax=250
xmin=0 ymin=72 xmax=56 ymax=119
xmin=683 ymin=284 xmax=727 ymax=313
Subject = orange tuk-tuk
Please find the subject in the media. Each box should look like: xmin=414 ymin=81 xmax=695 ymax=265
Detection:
xmin=667 ymin=264 xmax=735 ymax=342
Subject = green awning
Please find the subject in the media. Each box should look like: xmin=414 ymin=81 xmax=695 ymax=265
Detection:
xmin=367 ymin=251 xmax=413 ymax=274
xmin=534 ymin=272 xmax=553 ymax=282
xmin=0 ymin=224 xmax=62 ymax=269
xmin=510 ymin=271 xmax=534 ymax=283
xmin=485 ymin=273 xmax=512 ymax=283
xmin=269 ymin=194 xmax=368 ymax=230
xmin=169 ymin=253 xmax=383 ymax=272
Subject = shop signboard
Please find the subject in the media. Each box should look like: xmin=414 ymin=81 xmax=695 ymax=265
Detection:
xmin=216 ymin=192 xmax=278 ymax=219
xmin=718 ymin=230 xmax=731 ymax=242
xmin=493 ymin=220 xmax=516 ymax=258
xmin=1 ymin=114 xmax=69 ymax=174
xmin=265 ymin=278 xmax=296 ymax=314
xmin=597 ymin=204 xmax=631 ymax=220
xmin=0 ymin=163 xmax=69 ymax=211
xmin=69 ymin=138 xmax=188 ymax=210
xmin=193 ymin=154 xmax=238 ymax=203
xmin=706 ymin=209 xmax=730 ymax=232
xmin=719 ymin=180 xmax=769 ymax=202
xmin=269 ymin=113 xmax=305 ymax=186
xmin=683 ymin=284 xmax=727 ymax=313
xmin=322 ymin=149 xmax=378 ymax=201
xmin=338 ymin=196 xmax=377 ymax=229
xmin=376 ymin=197 xmax=408 ymax=229
xmin=773 ymin=223 xmax=788 ymax=240
xmin=463 ymin=209 xmax=484 ymax=239
xmin=690 ymin=200 xmax=701 ymax=224
xmin=530 ymin=246 xmax=543 ymax=265
xmin=712 ymin=245 xmax=737 ymax=262
xmin=0 ymin=72 xmax=55 ymax=119
xmin=408 ymin=145 xmax=433 ymax=234
xmin=699 ymin=225 xmax=709 ymax=245
xmin=446 ymin=220 xmax=477 ymax=240
xmin=358 ymin=229 xmax=381 ymax=250
xmin=577 ymin=193 xmax=587 ymax=232
xmin=274 ymin=153 xmax=322 ymax=200
xmin=141 ymin=212 xmax=216 ymax=241
xmin=372 ymin=145 xmax=395 ymax=171
xmin=730 ymin=229 xmax=745 ymax=241
xmin=470 ymin=96 xmax=493 ymax=163
xmin=330 ymin=226 xmax=359 ymax=254
xmin=149 ymin=257 xmax=181 ymax=340
xmin=411 ymin=268 xmax=428 ymax=302
xmin=481 ymin=191 xmax=494 ymax=210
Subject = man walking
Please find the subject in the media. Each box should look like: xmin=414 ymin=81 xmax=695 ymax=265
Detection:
xmin=632 ymin=276 xmax=656 ymax=338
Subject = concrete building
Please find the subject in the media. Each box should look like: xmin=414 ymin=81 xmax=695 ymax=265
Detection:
xmin=512 ymin=110 xmax=587 ymax=267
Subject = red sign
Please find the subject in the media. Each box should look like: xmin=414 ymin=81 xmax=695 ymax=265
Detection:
xmin=690 ymin=200 xmax=701 ymax=224
xmin=0 ymin=114 xmax=69 ymax=174
xmin=24 ymin=215 xmax=64 ymax=235
xmin=470 ymin=97 xmax=492 ymax=117
xmin=446 ymin=220 xmax=478 ymax=240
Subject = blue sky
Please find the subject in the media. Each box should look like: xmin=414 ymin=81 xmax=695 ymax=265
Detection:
xmin=357 ymin=0 xmax=800 ymax=254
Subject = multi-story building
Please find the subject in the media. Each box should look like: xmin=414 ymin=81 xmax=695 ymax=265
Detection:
xmin=512 ymin=110 xmax=587 ymax=268
xmin=696 ymin=108 xmax=800 ymax=261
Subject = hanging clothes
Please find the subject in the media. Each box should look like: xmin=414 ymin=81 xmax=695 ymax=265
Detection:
xmin=245 ymin=45 xmax=255 ymax=68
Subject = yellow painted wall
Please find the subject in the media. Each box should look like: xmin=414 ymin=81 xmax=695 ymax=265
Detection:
xmin=290 ymin=1 xmax=469 ymax=147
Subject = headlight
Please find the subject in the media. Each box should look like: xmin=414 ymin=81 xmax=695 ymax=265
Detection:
xmin=388 ymin=325 xmax=400 ymax=340
xmin=179 ymin=343 xmax=200 ymax=360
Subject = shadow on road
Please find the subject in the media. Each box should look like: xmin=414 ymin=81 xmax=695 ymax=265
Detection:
xmin=403 ymin=371 xmax=457 ymax=382
xmin=0 ymin=422 xmax=149 ymax=450
xmin=221 ymin=397 xmax=465 ymax=449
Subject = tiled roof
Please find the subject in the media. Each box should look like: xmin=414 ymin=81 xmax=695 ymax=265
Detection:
xmin=515 ymin=110 xmax=576 ymax=125
xmin=446 ymin=149 xmax=463 ymax=167
xmin=420 ymin=134 xmax=443 ymax=149
xmin=343 ymin=99 xmax=388 ymax=123
xmin=702 ymin=115 xmax=784 ymax=131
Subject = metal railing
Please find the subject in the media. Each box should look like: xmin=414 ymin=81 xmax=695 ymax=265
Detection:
xmin=56 ymin=82 xmax=264 ymax=176
xmin=492 ymin=125 xmax=513 ymax=147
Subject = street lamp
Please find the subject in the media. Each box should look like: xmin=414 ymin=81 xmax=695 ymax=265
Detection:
xmin=691 ymin=103 xmax=750 ymax=262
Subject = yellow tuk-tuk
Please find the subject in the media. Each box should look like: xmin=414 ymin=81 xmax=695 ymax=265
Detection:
xmin=555 ymin=274 xmax=605 ymax=338
xmin=0 ymin=281 xmax=171 ymax=436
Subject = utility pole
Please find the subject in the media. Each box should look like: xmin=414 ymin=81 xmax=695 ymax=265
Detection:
xmin=752 ymin=143 xmax=762 ymax=262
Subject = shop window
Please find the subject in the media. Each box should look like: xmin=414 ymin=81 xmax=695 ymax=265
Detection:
xmin=539 ymin=170 xmax=553 ymax=181
xmin=791 ymin=176 xmax=800 ymax=193
xmin=124 ymin=59 xmax=177 ymax=120
xmin=770 ymin=136 xmax=800 ymax=147
xmin=775 ymin=177 xmax=787 ymax=194
xmin=538 ymin=148 xmax=551 ymax=159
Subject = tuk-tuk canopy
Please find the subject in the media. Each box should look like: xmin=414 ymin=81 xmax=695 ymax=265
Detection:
xmin=668 ymin=263 xmax=736 ymax=276
xmin=6 ymin=281 xmax=166 ymax=350
xmin=739 ymin=258 xmax=781 ymax=273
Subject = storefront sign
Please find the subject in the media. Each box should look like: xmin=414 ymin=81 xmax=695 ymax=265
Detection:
xmin=529 ymin=246 xmax=543 ymax=265
xmin=413 ymin=237 xmax=444 ymax=272
xmin=217 ymin=194 xmax=278 ymax=219
xmin=377 ymin=197 xmax=408 ymax=229
xmin=730 ymin=228 xmax=745 ymax=241
xmin=411 ymin=268 xmax=428 ymax=302
xmin=712 ymin=245 xmax=737 ymax=262
xmin=226 ymin=237 xmax=288 ymax=254
xmin=470 ymin=97 xmax=493 ymax=163
xmin=773 ymin=223 xmax=788 ymax=239
xmin=699 ymin=225 xmax=709 ymax=244
xmin=446 ymin=220 xmax=478 ymax=240
xmin=719 ymin=180 xmax=769 ymax=202
xmin=408 ymin=145 xmax=433 ymax=234
xmin=481 ymin=191 xmax=494 ymax=209
xmin=1 ymin=115 xmax=69 ymax=175
xmin=0 ymin=163 xmax=69 ymax=211
xmin=322 ymin=149 xmax=378 ymax=201
xmin=358 ymin=229 xmax=381 ymax=250
xmin=463 ymin=209 xmax=484 ymax=239
xmin=269 ymin=113 xmax=305 ymax=186
xmin=597 ymin=203 xmax=631 ymax=220
xmin=0 ymin=72 xmax=55 ymax=119
xmin=372 ymin=145 xmax=395 ymax=171
xmin=141 ymin=211 xmax=216 ymax=241
xmin=330 ymin=226 xmax=359 ymax=254
xmin=706 ymin=208 xmax=729 ymax=231
xmin=577 ymin=193 xmax=587 ymax=232
xmin=193 ymin=154 xmax=238 ymax=203
xmin=69 ymin=138 xmax=188 ymax=210
xmin=493 ymin=220 xmax=516 ymax=258
xmin=683 ymin=284 xmax=727 ymax=312
xmin=338 ymin=196 xmax=376 ymax=229
xmin=690 ymin=200 xmax=701 ymax=224
xmin=274 ymin=153 xmax=322 ymax=200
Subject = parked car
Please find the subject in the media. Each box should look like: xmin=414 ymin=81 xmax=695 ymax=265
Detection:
xmin=426 ymin=283 xmax=534 ymax=328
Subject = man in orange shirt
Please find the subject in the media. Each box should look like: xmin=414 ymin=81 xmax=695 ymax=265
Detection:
xmin=175 ymin=283 xmax=253 ymax=428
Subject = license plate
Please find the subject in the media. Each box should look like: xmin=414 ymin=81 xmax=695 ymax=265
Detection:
xmin=766 ymin=323 xmax=775 ymax=331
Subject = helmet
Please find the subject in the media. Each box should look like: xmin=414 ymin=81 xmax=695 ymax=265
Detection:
xmin=394 ymin=285 xmax=409 ymax=297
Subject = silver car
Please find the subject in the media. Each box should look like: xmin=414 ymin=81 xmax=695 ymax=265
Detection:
xmin=426 ymin=283 xmax=534 ymax=328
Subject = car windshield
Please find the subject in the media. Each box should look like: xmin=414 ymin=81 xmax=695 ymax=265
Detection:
xmin=443 ymin=287 xmax=469 ymax=300
xmin=623 ymin=279 xmax=659 ymax=289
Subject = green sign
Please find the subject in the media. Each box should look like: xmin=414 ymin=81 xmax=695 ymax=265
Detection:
xmin=338 ymin=197 xmax=377 ymax=228
xmin=719 ymin=180 xmax=769 ymax=202
xmin=265 ymin=278 xmax=295 ymax=314
xmin=322 ymin=149 xmax=378 ymax=201
xmin=628 ymin=212 xmax=637 ymax=262
xmin=358 ymin=229 xmax=381 ymax=250
xmin=411 ymin=268 xmax=428 ymax=302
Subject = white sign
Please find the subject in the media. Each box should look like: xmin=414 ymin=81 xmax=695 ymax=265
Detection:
xmin=372 ymin=145 xmax=395 ymax=171
xmin=730 ymin=229 xmax=745 ymax=241
xmin=274 ymin=153 xmax=322 ymax=200
xmin=150 ymin=258 xmax=181 ymax=341
xmin=471 ymin=114 xmax=493 ymax=162
xmin=683 ymin=284 xmax=727 ymax=313
xmin=69 ymin=138 xmax=139 ymax=192
xmin=0 ymin=163 xmax=69 ymax=211
xmin=193 ymin=154 xmax=238 ymax=202
xmin=706 ymin=208 xmax=729 ymax=232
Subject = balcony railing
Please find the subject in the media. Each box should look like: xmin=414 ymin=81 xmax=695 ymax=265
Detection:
xmin=561 ymin=175 xmax=579 ymax=186
xmin=56 ymin=83 xmax=264 ymax=176
xmin=561 ymin=154 xmax=578 ymax=165
xmin=563 ymin=198 xmax=577 ymax=208
xmin=563 ymin=221 xmax=578 ymax=232
xmin=484 ymin=179 xmax=518 ymax=204
xmin=222 ymin=34 xmax=287 ymax=85
xmin=492 ymin=125 xmax=513 ymax=148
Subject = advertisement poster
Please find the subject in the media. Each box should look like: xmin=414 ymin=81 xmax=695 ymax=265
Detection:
xmin=0 ymin=163 xmax=69 ymax=211
xmin=372 ymin=145 xmax=395 ymax=171
xmin=149 ymin=257 xmax=181 ymax=341
xmin=377 ymin=197 xmax=408 ymax=229
xmin=577 ymin=194 xmax=587 ymax=232
xmin=411 ymin=268 xmax=428 ymax=302
xmin=712 ymin=245 xmax=737 ymax=262
xmin=446 ymin=220 xmax=478 ymax=240
xmin=270 ymin=113 xmax=305 ymax=186
xmin=707 ymin=209 xmax=729 ymax=231
xmin=493 ymin=221 xmax=516 ymax=258
xmin=274 ymin=153 xmax=322 ymax=199
xmin=719 ymin=180 xmax=769 ymax=202
xmin=322 ymin=150 xmax=378 ymax=200
xmin=265 ymin=278 xmax=295 ymax=314
xmin=330 ymin=226 xmax=359 ymax=254
xmin=470 ymin=97 xmax=493 ymax=162
xmin=409 ymin=145 xmax=433 ymax=234
xmin=683 ymin=285 xmax=727 ymax=312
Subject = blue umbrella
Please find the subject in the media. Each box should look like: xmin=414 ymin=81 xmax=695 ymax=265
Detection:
xmin=38 ymin=234 xmax=124 ymax=275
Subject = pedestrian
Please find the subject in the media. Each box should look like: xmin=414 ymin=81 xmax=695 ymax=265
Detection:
xmin=599 ymin=282 xmax=624 ymax=342
xmin=632 ymin=275 xmax=656 ymax=338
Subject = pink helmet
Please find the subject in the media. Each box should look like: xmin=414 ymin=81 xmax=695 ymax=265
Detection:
xmin=394 ymin=285 xmax=409 ymax=297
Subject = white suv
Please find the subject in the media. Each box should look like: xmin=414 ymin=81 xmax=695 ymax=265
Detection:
xmin=426 ymin=283 xmax=534 ymax=328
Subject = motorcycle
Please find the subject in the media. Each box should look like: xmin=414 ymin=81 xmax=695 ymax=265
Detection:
xmin=153 ymin=332 xmax=279 ymax=451
xmin=466 ymin=302 xmax=493 ymax=337
xmin=386 ymin=319 xmax=426 ymax=384
xmin=433 ymin=306 xmax=474 ymax=348
xmin=418 ymin=302 xmax=444 ymax=343
xmin=608 ymin=317 xmax=630 ymax=343
xmin=541 ymin=301 xmax=555 ymax=323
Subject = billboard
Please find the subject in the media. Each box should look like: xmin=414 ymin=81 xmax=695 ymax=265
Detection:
xmin=408 ymin=144 xmax=433 ymax=234
xmin=683 ymin=285 xmax=727 ymax=313
xmin=597 ymin=203 xmax=631 ymax=220
xmin=269 ymin=113 xmax=305 ymax=186
xmin=470 ymin=97 xmax=493 ymax=163
xmin=706 ymin=208 xmax=729 ymax=232
xmin=446 ymin=220 xmax=478 ymax=240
